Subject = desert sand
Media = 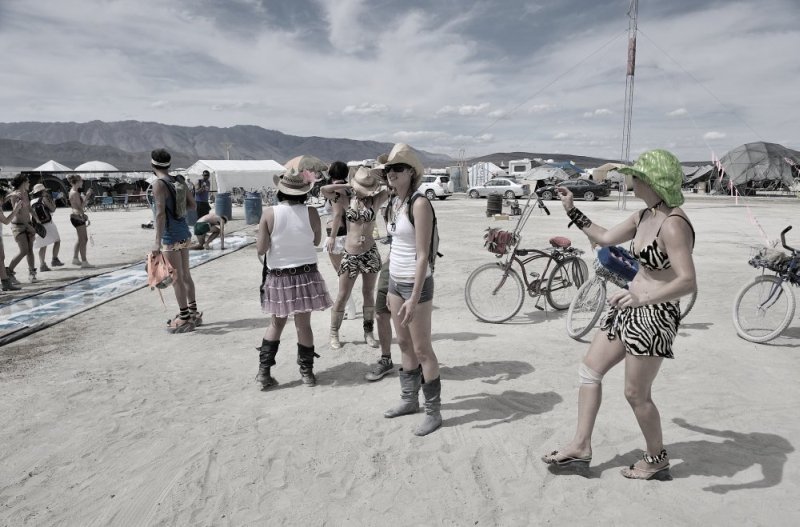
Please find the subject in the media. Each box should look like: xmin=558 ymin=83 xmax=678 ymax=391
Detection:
xmin=1 ymin=194 xmax=799 ymax=526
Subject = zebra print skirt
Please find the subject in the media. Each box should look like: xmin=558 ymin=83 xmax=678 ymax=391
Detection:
xmin=600 ymin=301 xmax=680 ymax=358
xmin=338 ymin=244 xmax=382 ymax=278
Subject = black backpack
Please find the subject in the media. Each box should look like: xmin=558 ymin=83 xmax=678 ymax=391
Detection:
xmin=32 ymin=199 xmax=52 ymax=224
xmin=386 ymin=192 xmax=443 ymax=273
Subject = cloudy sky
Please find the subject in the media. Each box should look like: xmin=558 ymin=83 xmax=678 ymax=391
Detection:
xmin=1 ymin=0 xmax=798 ymax=161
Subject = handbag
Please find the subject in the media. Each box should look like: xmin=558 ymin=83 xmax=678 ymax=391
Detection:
xmin=146 ymin=252 xmax=175 ymax=290
xmin=33 ymin=221 xmax=47 ymax=238
xmin=597 ymin=245 xmax=639 ymax=282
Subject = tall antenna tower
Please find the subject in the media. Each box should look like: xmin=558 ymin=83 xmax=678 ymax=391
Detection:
xmin=619 ymin=0 xmax=638 ymax=209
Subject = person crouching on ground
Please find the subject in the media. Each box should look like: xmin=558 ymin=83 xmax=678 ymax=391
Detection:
xmin=381 ymin=143 xmax=442 ymax=436
xmin=150 ymin=148 xmax=203 ymax=333
xmin=255 ymin=166 xmax=333 ymax=389
xmin=541 ymin=149 xmax=696 ymax=480
xmin=320 ymin=166 xmax=390 ymax=350
xmin=192 ymin=212 xmax=227 ymax=250
xmin=30 ymin=183 xmax=64 ymax=272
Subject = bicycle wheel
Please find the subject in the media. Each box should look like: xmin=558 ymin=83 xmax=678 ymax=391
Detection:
xmin=566 ymin=277 xmax=607 ymax=339
xmin=465 ymin=262 xmax=525 ymax=323
xmin=546 ymin=257 xmax=589 ymax=310
xmin=679 ymin=289 xmax=698 ymax=320
xmin=733 ymin=275 xmax=795 ymax=343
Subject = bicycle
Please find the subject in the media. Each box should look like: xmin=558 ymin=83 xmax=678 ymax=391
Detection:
xmin=732 ymin=226 xmax=800 ymax=343
xmin=464 ymin=195 xmax=589 ymax=323
xmin=565 ymin=246 xmax=698 ymax=340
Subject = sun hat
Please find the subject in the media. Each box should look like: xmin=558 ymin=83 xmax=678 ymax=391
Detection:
xmin=618 ymin=149 xmax=685 ymax=207
xmin=276 ymin=169 xmax=315 ymax=195
xmin=383 ymin=143 xmax=425 ymax=188
xmin=352 ymin=166 xmax=385 ymax=197
xmin=32 ymin=183 xmax=47 ymax=194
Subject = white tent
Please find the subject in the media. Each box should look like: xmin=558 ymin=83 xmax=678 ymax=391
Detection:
xmin=74 ymin=160 xmax=120 ymax=179
xmin=468 ymin=162 xmax=506 ymax=187
xmin=520 ymin=166 xmax=571 ymax=182
xmin=186 ymin=160 xmax=286 ymax=193
xmin=32 ymin=160 xmax=73 ymax=172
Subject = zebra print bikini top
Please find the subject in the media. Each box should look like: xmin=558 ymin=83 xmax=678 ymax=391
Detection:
xmin=630 ymin=208 xmax=695 ymax=272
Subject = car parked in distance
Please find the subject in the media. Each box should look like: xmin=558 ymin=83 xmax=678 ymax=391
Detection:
xmin=467 ymin=177 xmax=530 ymax=199
xmin=419 ymin=174 xmax=454 ymax=200
xmin=536 ymin=178 xmax=611 ymax=201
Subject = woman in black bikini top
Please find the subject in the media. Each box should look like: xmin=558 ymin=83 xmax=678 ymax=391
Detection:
xmin=543 ymin=149 xmax=697 ymax=482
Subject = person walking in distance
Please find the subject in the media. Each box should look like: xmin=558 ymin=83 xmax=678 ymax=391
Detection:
xmin=6 ymin=174 xmax=38 ymax=283
xmin=1 ymin=185 xmax=23 ymax=291
xmin=381 ymin=143 xmax=442 ymax=436
xmin=30 ymin=183 xmax=64 ymax=272
xmin=320 ymin=166 xmax=389 ymax=350
xmin=541 ymin=150 xmax=696 ymax=480
xmin=150 ymin=148 xmax=202 ymax=333
xmin=195 ymin=170 xmax=212 ymax=218
xmin=66 ymin=175 xmax=94 ymax=268
xmin=256 ymin=163 xmax=333 ymax=389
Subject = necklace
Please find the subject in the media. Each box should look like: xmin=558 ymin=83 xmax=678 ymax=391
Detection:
xmin=389 ymin=195 xmax=407 ymax=232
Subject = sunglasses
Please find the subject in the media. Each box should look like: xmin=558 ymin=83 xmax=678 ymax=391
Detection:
xmin=384 ymin=164 xmax=411 ymax=174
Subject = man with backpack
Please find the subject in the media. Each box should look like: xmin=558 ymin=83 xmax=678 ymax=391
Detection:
xmin=31 ymin=183 xmax=64 ymax=272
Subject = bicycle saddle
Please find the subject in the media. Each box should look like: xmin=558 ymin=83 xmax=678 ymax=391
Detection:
xmin=549 ymin=236 xmax=572 ymax=248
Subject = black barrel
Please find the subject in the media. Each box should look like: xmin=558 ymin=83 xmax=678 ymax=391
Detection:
xmin=486 ymin=194 xmax=503 ymax=216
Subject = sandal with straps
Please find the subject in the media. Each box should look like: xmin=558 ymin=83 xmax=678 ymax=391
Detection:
xmin=166 ymin=316 xmax=195 ymax=334
xmin=620 ymin=448 xmax=672 ymax=481
xmin=541 ymin=450 xmax=592 ymax=469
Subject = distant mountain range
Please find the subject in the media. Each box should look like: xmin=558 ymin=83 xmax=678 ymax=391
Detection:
xmin=0 ymin=120 xmax=452 ymax=171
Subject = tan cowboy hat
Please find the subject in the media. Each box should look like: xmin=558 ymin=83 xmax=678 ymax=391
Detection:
xmin=32 ymin=183 xmax=47 ymax=194
xmin=276 ymin=169 xmax=314 ymax=195
xmin=352 ymin=166 xmax=385 ymax=197
xmin=383 ymin=143 xmax=425 ymax=188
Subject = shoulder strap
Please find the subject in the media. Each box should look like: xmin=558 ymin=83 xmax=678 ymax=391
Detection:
xmin=657 ymin=213 xmax=696 ymax=249
xmin=408 ymin=192 xmax=434 ymax=226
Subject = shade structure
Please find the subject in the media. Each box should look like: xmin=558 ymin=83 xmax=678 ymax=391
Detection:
xmin=719 ymin=142 xmax=800 ymax=187
xmin=520 ymin=166 xmax=572 ymax=182
xmin=73 ymin=160 xmax=120 ymax=179
xmin=185 ymin=160 xmax=286 ymax=193
xmin=32 ymin=160 xmax=72 ymax=172
xmin=283 ymin=155 xmax=328 ymax=174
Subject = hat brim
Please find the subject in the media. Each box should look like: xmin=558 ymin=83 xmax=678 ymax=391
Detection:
xmin=352 ymin=181 xmax=383 ymax=197
xmin=617 ymin=167 xmax=646 ymax=179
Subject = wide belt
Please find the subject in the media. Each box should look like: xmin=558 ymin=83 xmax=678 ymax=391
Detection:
xmin=269 ymin=263 xmax=317 ymax=276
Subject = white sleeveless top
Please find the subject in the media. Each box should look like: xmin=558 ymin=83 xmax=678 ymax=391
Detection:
xmin=388 ymin=197 xmax=432 ymax=282
xmin=267 ymin=203 xmax=317 ymax=269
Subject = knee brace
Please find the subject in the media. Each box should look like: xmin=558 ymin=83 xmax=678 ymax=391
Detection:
xmin=578 ymin=363 xmax=603 ymax=385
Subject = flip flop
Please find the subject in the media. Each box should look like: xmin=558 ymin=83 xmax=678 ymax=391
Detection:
xmin=541 ymin=450 xmax=592 ymax=467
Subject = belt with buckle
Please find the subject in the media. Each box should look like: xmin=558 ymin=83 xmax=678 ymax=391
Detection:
xmin=269 ymin=263 xmax=317 ymax=276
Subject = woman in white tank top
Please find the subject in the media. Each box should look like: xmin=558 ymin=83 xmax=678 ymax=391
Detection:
xmin=255 ymin=166 xmax=332 ymax=389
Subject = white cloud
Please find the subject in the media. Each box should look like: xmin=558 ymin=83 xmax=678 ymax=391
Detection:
xmin=527 ymin=104 xmax=556 ymax=114
xmin=703 ymin=131 xmax=727 ymax=140
xmin=554 ymin=132 xmax=570 ymax=140
xmin=341 ymin=103 xmax=390 ymax=116
xmin=436 ymin=103 xmax=491 ymax=116
xmin=668 ymin=108 xmax=688 ymax=117
xmin=583 ymin=108 xmax=613 ymax=118
xmin=150 ymin=100 xmax=169 ymax=109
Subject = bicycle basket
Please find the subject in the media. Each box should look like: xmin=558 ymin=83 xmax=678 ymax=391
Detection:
xmin=748 ymin=246 xmax=790 ymax=273
xmin=484 ymin=228 xmax=518 ymax=255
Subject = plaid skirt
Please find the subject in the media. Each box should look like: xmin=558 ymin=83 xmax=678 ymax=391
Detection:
xmin=261 ymin=269 xmax=333 ymax=318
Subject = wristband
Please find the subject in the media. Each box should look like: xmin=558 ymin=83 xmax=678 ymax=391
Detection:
xmin=567 ymin=207 xmax=593 ymax=229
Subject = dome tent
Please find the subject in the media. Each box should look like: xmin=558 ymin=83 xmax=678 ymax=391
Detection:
xmin=718 ymin=142 xmax=800 ymax=188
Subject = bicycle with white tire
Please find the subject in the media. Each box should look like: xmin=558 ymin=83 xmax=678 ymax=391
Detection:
xmin=732 ymin=226 xmax=799 ymax=343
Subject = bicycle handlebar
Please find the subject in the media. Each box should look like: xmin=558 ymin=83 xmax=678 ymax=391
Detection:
xmin=780 ymin=225 xmax=795 ymax=253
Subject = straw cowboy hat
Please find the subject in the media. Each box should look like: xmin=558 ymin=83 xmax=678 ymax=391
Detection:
xmin=273 ymin=155 xmax=327 ymax=194
xmin=352 ymin=166 xmax=385 ymax=197
xmin=283 ymin=155 xmax=328 ymax=175
xmin=32 ymin=183 xmax=47 ymax=194
xmin=383 ymin=143 xmax=425 ymax=188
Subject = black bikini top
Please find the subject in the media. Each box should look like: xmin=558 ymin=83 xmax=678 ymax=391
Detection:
xmin=630 ymin=208 xmax=695 ymax=272
xmin=345 ymin=196 xmax=376 ymax=223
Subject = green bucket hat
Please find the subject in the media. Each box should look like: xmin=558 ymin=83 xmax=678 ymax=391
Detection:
xmin=618 ymin=149 xmax=685 ymax=207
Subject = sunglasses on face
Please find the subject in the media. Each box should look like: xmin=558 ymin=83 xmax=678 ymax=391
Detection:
xmin=384 ymin=164 xmax=411 ymax=174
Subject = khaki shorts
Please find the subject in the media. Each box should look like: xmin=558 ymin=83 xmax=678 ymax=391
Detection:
xmin=163 ymin=238 xmax=192 ymax=251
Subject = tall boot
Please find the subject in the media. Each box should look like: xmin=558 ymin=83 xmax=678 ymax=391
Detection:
xmin=1 ymin=278 xmax=21 ymax=291
xmin=329 ymin=310 xmax=345 ymax=349
xmin=255 ymin=339 xmax=279 ymax=389
xmin=414 ymin=376 xmax=442 ymax=436
xmin=363 ymin=306 xmax=378 ymax=348
xmin=297 ymin=344 xmax=320 ymax=387
xmin=384 ymin=365 xmax=422 ymax=418
xmin=344 ymin=296 xmax=357 ymax=320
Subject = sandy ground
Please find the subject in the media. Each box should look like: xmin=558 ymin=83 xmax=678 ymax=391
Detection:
xmin=1 ymin=194 xmax=799 ymax=526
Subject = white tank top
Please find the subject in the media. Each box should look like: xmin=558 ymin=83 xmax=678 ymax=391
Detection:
xmin=267 ymin=203 xmax=318 ymax=269
xmin=388 ymin=197 xmax=431 ymax=282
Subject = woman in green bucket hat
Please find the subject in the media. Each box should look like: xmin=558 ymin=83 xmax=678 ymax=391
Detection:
xmin=542 ymin=149 xmax=697 ymax=481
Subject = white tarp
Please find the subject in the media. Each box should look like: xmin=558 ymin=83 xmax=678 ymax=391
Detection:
xmin=73 ymin=160 xmax=120 ymax=179
xmin=32 ymin=160 xmax=73 ymax=172
xmin=520 ymin=166 xmax=571 ymax=182
xmin=186 ymin=160 xmax=286 ymax=193
xmin=468 ymin=162 xmax=506 ymax=187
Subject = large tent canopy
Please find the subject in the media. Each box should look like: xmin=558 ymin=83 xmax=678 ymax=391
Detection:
xmin=73 ymin=160 xmax=120 ymax=179
xmin=32 ymin=160 xmax=72 ymax=172
xmin=186 ymin=160 xmax=286 ymax=193
xmin=719 ymin=142 xmax=800 ymax=187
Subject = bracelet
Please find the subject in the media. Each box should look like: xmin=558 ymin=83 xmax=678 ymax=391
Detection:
xmin=567 ymin=207 xmax=592 ymax=229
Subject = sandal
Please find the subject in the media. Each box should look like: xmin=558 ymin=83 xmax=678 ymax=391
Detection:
xmin=166 ymin=317 xmax=195 ymax=334
xmin=620 ymin=448 xmax=672 ymax=481
xmin=190 ymin=311 xmax=203 ymax=327
xmin=541 ymin=450 xmax=592 ymax=468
